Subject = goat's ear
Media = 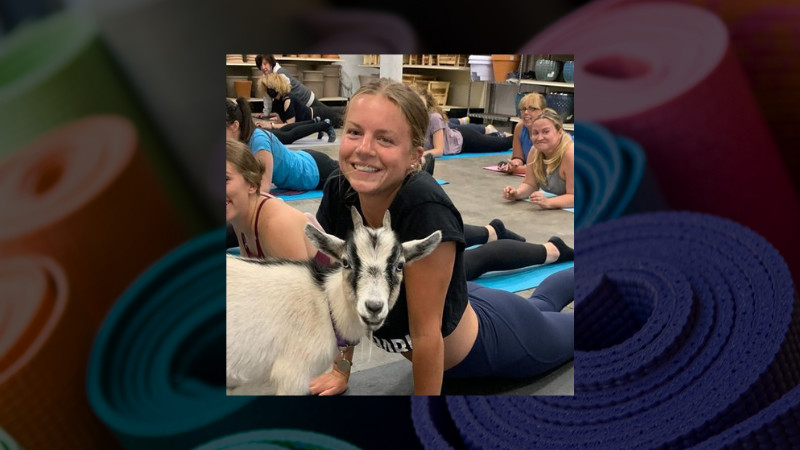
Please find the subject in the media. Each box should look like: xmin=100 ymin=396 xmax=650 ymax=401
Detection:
xmin=402 ymin=230 xmax=442 ymax=265
xmin=305 ymin=223 xmax=346 ymax=260
xmin=382 ymin=210 xmax=392 ymax=229
xmin=350 ymin=206 xmax=364 ymax=231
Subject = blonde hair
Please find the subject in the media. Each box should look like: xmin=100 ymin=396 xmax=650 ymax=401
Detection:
xmin=260 ymin=73 xmax=291 ymax=96
xmin=518 ymin=92 xmax=546 ymax=111
xmin=226 ymin=138 xmax=264 ymax=192
xmin=529 ymin=108 xmax=570 ymax=187
xmin=347 ymin=78 xmax=429 ymax=152
xmin=414 ymin=85 xmax=448 ymax=121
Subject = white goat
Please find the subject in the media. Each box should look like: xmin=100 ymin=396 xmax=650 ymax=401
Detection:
xmin=226 ymin=206 xmax=441 ymax=395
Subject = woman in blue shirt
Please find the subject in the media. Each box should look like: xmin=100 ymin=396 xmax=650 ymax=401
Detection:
xmin=226 ymin=98 xmax=337 ymax=192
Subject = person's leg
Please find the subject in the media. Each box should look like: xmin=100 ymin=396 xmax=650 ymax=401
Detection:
xmin=463 ymin=240 xmax=549 ymax=280
xmin=306 ymin=149 xmax=340 ymax=190
xmin=458 ymin=126 xmax=513 ymax=153
xmin=463 ymin=219 xmax=526 ymax=247
xmin=527 ymin=267 xmax=574 ymax=312
xmin=444 ymin=282 xmax=573 ymax=378
xmin=451 ymin=123 xmax=487 ymax=135
xmin=311 ymin=99 xmax=344 ymax=127
xmin=272 ymin=121 xmax=331 ymax=144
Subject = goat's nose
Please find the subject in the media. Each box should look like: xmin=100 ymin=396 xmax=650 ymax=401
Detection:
xmin=365 ymin=301 xmax=383 ymax=314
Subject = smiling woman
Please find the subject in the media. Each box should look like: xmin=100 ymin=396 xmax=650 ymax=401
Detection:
xmin=316 ymin=78 xmax=574 ymax=395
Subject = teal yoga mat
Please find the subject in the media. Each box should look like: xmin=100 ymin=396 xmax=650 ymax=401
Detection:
xmin=193 ymin=429 xmax=361 ymax=450
xmin=525 ymin=191 xmax=574 ymax=213
xmin=274 ymin=179 xmax=449 ymax=201
xmin=472 ymin=261 xmax=575 ymax=292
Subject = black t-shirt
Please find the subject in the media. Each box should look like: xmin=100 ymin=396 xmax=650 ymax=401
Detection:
xmin=316 ymin=171 xmax=468 ymax=353
xmin=271 ymin=93 xmax=312 ymax=123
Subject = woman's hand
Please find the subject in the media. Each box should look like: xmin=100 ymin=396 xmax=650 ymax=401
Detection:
xmin=529 ymin=190 xmax=550 ymax=207
xmin=503 ymin=186 xmax=518 ymax=200
xmin=498 ymin=159 xmax=522 ymax=174
xmin=309 ymin=368 xmax=348 ymax=396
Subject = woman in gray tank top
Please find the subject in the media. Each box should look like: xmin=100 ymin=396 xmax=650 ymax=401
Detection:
xmin=502 ymin=109 xmax=574 ymax=209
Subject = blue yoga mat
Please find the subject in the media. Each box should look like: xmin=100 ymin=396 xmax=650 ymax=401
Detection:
xmin=525 ymin=191 xmax=574 ymax=213
xmin=275 ymin=179 xmax=449 ymax=201
xmin=472 ymin=261 xmax=574 ymax=292
xmin=439 ymin=150 xmax=511 ymax=160
xmin=575 ymin=121 xmax=665 ymax=229
xmin=412 ymin=212 xmax=800 ymax=449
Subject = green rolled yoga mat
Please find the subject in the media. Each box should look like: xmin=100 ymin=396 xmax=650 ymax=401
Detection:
xmin=193 ymin=429 xmax=361 ymax=450
xmin=0 ymin=12 xmax=210 ymax=232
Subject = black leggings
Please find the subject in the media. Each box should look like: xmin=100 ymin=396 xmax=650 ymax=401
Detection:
xmin=458 ymin=126 xmax=513 ymax=153
xmin=307 ymin=149 xmax=339 ymax=190
xmin=268 ymin=120 xmax=331 ymax=145
xmin=311 ymin=99 xmax=344 ymax=127
xmin=464 ymin=239 xmax=548 ymax=281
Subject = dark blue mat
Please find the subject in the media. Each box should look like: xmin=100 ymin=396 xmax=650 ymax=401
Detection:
xmin=412 ymin=212 xmax=800 ymax=449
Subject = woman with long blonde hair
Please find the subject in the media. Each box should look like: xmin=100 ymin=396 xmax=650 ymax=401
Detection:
xmin=503 ymin=108 xmax=574 ymax=209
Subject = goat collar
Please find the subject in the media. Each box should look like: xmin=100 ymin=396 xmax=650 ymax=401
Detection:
xmin=330 ymin=310 xmax=360 ymax=347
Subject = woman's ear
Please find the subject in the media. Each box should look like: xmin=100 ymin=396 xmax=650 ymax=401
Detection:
xmin=248 ymin=183 xmax=257 ymax=195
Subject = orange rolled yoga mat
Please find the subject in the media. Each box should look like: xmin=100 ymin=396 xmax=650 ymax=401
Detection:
xmin=520 ymin=1 xmax=800 ymax=281
xmin=0 ymin=115 xmax=189 ymax=327
xmin=0 ymin=256 xmax=120 ymax=449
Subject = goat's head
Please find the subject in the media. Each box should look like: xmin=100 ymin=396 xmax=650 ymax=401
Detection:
xmin=305 ymin=206 xmax=442 ymax=330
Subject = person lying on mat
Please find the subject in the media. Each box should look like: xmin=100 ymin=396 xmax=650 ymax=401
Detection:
xmin=503 ymin=108 xmax=574 ymax=209
xmin=227 ymin=98 xmax=338 ymax=193
xmin=312 ymin=78 xmax=573 ymax=395
xmin=447 ymin=117 xmax=510 ymax=138
xmin=416 ymin=86 xmax=513 ymax=159
xmin=497 ymin=92 xmax=547 ymax=175
xmin=226 ymin=138 xmax=318 ymax=261
xmin=256 ymin=73 xmax=337 ymax=143
xmin=254 ymin=54 xmax=343 ymax=127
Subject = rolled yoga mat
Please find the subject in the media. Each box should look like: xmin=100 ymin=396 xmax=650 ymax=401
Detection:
xmin=0 ymin=11 xmax=210 ymax=231
xmin=520 ymin=1 xmax=800 ymax=282
xmin=573 ymin=121 xmax=665 ymax=229
xmin=411 ymin=212 xmax=800 ymax=448
xmin=0 ymin=256 xmax=119 ymax=449
xmin=193 ymin=429 xmax=361 ymax=450
xmin=0 ymin=115 xmax=188 ymax=327
xmin=88 ymin=230 xmax=420 ymax=450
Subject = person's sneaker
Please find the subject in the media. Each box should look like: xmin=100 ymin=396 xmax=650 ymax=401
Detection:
xmin=317 ymin=118 xmax=331 ymax=139
xmin=326 ymin=124 xmax=337 ymax=143
xmin=421 ymin=153 xmax=435 ymax=175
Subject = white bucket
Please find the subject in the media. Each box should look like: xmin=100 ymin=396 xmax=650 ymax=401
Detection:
xmin=468 ymin=55 xmax=494 ymax=82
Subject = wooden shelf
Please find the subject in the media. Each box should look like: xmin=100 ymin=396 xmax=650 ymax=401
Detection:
xmin=404 ymin=65 xmax=469 ymax=71
xmin=226 ymin=97 xmax=262 ymax=102
xmin=227 ymin=57 xmax=342 ymax=67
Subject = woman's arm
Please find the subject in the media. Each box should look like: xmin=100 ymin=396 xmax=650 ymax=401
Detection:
xmin=423 ymin=127 xmax=445 ymax=158
xmin=405 ymin=241 xmax=455 ymax=395
xmin=503 ymin=161 xmax=537 ymax=200
xmin=254 ymin=150 xmax=274 ymax=194
xmin=530 ymin=145 xmax=574 ymax=209
xmin=499 ymin=122 xmax=526 ymax=174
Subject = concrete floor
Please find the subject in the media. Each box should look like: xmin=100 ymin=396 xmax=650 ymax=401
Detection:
xmin=285 ymin=124 xmax=575 ymax=396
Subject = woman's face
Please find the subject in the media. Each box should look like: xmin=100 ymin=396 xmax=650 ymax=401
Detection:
xmin=530 ymin=117 xmax=562 ymax=154
xmin=339 ymin=94 xmax=421 ymax=198
xmin=260 ymin=60 xmax=272 ymax=75
xmin=226 ymin=161 xmax=255 ymax=222
xmin=519 ymin=104 xmax=542 ymax=126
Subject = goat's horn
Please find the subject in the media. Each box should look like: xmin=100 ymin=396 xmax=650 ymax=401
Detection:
xmin=350 ymin=205 xmax=364 ymax=230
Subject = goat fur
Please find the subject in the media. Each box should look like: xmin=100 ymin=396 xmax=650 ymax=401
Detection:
xmin=226 ymin=206 xmax=441 ymax=395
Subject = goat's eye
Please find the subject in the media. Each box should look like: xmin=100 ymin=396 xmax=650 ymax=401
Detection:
xmin=341 ymin=258 xmax=350 ymax=269
xmin=395 ymin=261 xmax=404 ymax=272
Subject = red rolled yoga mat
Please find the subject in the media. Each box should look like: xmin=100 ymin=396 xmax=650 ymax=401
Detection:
xmin=0 ymin=256 xmax=120 ymax=449
xmin=0 ymin=116 xmax=189 ymax=327
xmin=520 ymin=1 xmax=800 ymax=281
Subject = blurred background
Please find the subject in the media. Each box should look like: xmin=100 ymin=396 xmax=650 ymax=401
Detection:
xmin=2 ymin=0 xmax=800 ymax=448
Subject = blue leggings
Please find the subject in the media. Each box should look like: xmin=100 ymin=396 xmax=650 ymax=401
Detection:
xmin=444 ymin=268 xmax=574 ymax=378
